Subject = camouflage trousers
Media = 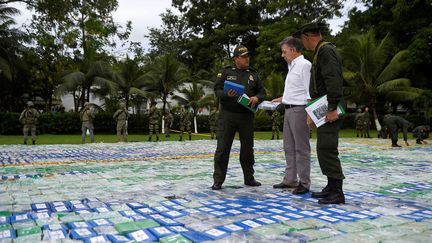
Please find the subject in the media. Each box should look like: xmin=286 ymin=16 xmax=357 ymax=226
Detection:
xmin=116 ymin=120 xmax=128 ymax=142
xmin=23 ymin=124 xmax=37 ymax=144
xmin=81 ymin=121 xmax=94 ymax=144
xmin=149 ymin=122 xmax=159 ymax=137
xmin=179 ymin=123 xmax=192 ymax=140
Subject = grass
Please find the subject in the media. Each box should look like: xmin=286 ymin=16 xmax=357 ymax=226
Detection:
xmin=0 ymin=129 xmax=378 ymax=145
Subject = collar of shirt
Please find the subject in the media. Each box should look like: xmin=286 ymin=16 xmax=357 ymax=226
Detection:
xmin=288 ymin=55 xmax=304 ymax=70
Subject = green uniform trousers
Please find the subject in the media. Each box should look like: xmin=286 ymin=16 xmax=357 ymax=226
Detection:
xmin=213 ymin=110 xmax=256 ymax=184
xmin=316 ymin=119 xmax=345 ymax=180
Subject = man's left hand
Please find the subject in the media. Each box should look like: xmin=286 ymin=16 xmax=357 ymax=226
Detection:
xmin=325 ymin=110 xmax=339 ymax=123
xmin=248 ymin=96 xmax=259 ymax=107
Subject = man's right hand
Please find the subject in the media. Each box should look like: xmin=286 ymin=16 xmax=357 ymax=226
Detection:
xmin=227 ymin=89 xmax=237 ymax=97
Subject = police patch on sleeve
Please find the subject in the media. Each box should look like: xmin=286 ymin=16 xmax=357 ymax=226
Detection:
xmin=249 ymin=75 xmax=254 ymax=81
xmin=217 ymin=73 xmax=222 ymax=78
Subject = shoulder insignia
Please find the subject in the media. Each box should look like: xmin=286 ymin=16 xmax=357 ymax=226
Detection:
xmin=217 ymin=73 xmax=222 ymax=78
xmin=249 ymin=75 xmax=254 ymax=82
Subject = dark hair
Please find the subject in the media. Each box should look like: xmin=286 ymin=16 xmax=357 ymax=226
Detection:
xmin=280 ymin=37 xmax=303 ymax=52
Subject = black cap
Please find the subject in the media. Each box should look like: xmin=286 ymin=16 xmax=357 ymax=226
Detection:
xmin=233 ymin=45 xmax=250 ymax=57
xmin=293 ymin=22 xmax=328 ymax=38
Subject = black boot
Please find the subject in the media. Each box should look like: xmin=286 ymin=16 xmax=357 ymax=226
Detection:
xmin=148 ymin=136 xmax=152 ymax=142
xmin=271 ymin=135 xmax=274 ymax=140
xmin=277 ymin=135 xmax=279 ymax=140
xmin=32 ymin=140 xmax=36 ymax=145
xmin=156 ymin=136 xmax=159 ymax=142
xmin=311 ymin=177 xmax=332 ymax=198
xmin=318 ymin=179 xmax=345 ymax=204
xmin=189 ymin=134 xmax=192 ymax=140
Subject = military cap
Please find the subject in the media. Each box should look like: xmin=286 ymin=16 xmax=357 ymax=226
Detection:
xmin=233 ymin=45 xmax=250 ymax=57
xmin=293 ymin=22 xmax=328 ymax=38
xmin=27 ymin=101 xmax=34 ymax=106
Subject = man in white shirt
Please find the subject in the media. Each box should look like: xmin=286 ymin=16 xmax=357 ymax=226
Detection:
xmin=272 ymin=37 xmax=311 ymax=194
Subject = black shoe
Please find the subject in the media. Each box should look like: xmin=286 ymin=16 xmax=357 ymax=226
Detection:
xmin=318 ymin=189 xmax=345 ymax=204
xmin=392 ymin=144 xmax=402 ymax=147
xmin=156 ymin=137 xmax=159 ymax=142
xmin=292 ymin=184 xmax=309 ymax=195
xmin=211 ymin=183 xmax=222 ymax=190
xmin=273 ymin=183 xmax=296 ymax=189
xmin=245 ymin=180 xmax=262 ymax=187
xmin=311 ymin=186 xmax=332 ymax=198
xmin=148 ymin=137 xmax=152 ymax=142
xmin=32 ymin=140 xmax=36 ymax=145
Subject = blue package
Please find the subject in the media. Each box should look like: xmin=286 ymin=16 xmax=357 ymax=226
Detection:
xmin=234 ymin=219 xmax=263 ymax=230
xmin=168 ymin=226 xmax=190 ymax=233
xmin=69 ymin=228 xmax=96 ymax=240
xmin=148 ymin=226 xmax=174 ymax=239
xmin=160 ymin=210 xmax=187 ymax=219
xmin=223 ymin=81 xmax=244 ymax=95
xmin=82 ymin=235 xmax=109 ymax=243
xmin=31 ymin=202 xmax=49 ymax=211
xmin=153 ymin=217 xmax=184 ymax=226
xmin=107 ymin=234 xmax=132 ymax=243
xmin=202 ymin=228 xmax=230 ymax=240
xmin=43 ymin=230 xmax=67 ymax=240
xmin=182 ymin=231 xmax=214 ymax=242
xmin=67 ymin=221 xmax=91 ymax=229
xmin=10 ymin=213 xmax=30 ymax=223
xmin=92 ymin=206 xmax=112 ymax=213
xmin=30 ymin=211 xmax=51 ymax=220
xmin=119 ymin=210 xmax=138 ymax=218
xmin=43 ymin=223 xmax=67 ymax=231
xmin=217 ymin=223 xmax=246 ymax=233
xmin=127 ymin=202 xmax=149 ymax=209
xmin=135 ymin=207 xmax=156 ymax=215
xmin=0 ymin=216 xmax=9 ymax=224
xmin=0 ymin=229 xmax=16 ymax=239
xmin=88 ymin=218 xmax=113 ymax=227
xmin=127 ymin=229 xmax=157 ymax=242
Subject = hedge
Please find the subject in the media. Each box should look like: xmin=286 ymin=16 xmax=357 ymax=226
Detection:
xmin=0 ymin=112 xmax=429 ymax=135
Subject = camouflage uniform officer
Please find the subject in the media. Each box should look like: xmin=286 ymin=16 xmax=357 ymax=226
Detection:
xmin=383 ymin=114 xmax=412 ymax=147
xmin=271 ymin=110 xmax=281 ymax=140
xmin=208 ymin=107 xmax=219 ymax=139
xmin=355 ymin=109 xmax=364 ymax=137
xmin=362 ymin=106 xmax=371 ymax=138
xmin=80 ymin=102 xmax=95 ymax=143
xmin=19 ymin=101 xmax=40 ymax=145
xmin=148 ymin=101 xmax=160 ymax=142
xmin=113 ymin=102 xmax=129 ymax=142
xmin=164 ymin=110 xmax=174 ymax=138
xmin=179 ymin=105 xmax=193 ymax=141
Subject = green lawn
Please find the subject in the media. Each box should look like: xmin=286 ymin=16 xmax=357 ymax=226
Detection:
xmin=0 ymin=129 xmax=378 ymax=145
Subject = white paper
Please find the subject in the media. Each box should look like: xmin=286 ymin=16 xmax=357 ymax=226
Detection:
xmin=305 ymin=95 xmax=344 ymax=127
xmin=258 ymin=101 xmax=281 ymax=110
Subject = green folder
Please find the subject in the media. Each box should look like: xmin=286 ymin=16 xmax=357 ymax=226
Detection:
xmin=237 ymin=94 xmax=257 ymax=113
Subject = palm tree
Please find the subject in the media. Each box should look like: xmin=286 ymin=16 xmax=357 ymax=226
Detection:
xmin=173 ymin=77 xmax=214 ymax=133
xmin=413 ymin=90 xmax=432 ymax=123
xmin=56 ymin=60 xmax=116 ymax=111
xmin=142 ymin=54 xmax=189 ymax=113
xmin=343 ymin=31 xmax=422 ymax=131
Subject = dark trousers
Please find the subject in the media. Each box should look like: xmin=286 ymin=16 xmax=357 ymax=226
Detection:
xmin=213 ymin=109 xmax=255 ymax=184
xmin=388 ymin=125 xmax=398 ymax=145
xmin=316 ymin=119 xmax=345 ymax=180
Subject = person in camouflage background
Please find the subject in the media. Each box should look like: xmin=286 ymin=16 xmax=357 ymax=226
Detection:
xmin=208 ymin=107 xmax=219 ymax=139
xmin=148 ymin=101 xmax=161 ymax=142
xmin=179 ymin=105 xmax=193 ymax=141
xmin=362 ymin=106 xmax=371 ymax=138
xmin=271 ymin=110 xmax=281 ymax=140
xmin=113 ymin=102 xmax=129 ymax=142
xmin=80 ymin=102 xmax=95 ymax=144
xmin=164 ymin=109 xmax=174 ymax=138
xmin=19 ymin=101 xmax=40 ymax=145
xmin=355 ymin=108 xmax=364 ymax=138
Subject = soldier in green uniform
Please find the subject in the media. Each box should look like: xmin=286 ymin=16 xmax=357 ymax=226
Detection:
xmin=80 ymin=102 xmax=95 ymax=144
xmin=355 ymin=108 xmax=364 ymax=138
xmin=295 ymin=23 xmax=345 ymax=204
xmin=271 ymin=110 xmax=281 ymax=140
xmin=383 ymin=113 xmax=412 ymax=147
xmin=208 ymin=107 xmax=219 ymax=139
xmin=179 ymin=105 xmax=193 ymax=141
xmin=212 ymin=44 xmax=266 ymax=190
xmin=113 ymin=102 xmax=129 ymax=142
xmin=164 ymin=109 xmax=174 ymax=138
xmin=19 ymin=101 xmax=40 ymax=145
xmin=148 ymin=101 xmax=160 ymax=142
xmin=363 ymin=106 xmax=371 ymax=138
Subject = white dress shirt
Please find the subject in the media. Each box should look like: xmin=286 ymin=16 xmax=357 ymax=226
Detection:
xmin=281 ymin=55 xmax=311 ymax=105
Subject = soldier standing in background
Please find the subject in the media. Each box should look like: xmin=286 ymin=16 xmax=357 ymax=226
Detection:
xmin=208 ymin=107 xmax=219 ymax=140
xmin=271 ymin=110 xmax=281 ymax=140
xmin=113 ymin=102 xmax=129 ymax=142
xmin=179 ymin=105 xmax=193 ymax=141
xmin=363 ymin=106 xmax=371 ymax=138
xmin=164 ymin=109 xmax=174 ymax=138
xmin=355 ymin=109 xmax=364 ymax=138
xmin=19 ymin=101 xmax=40 ymax=145
xmin=148 ymin=101 xmax=160 ymax=142
xmin=80 ymin=102 xmax=95 ymax=144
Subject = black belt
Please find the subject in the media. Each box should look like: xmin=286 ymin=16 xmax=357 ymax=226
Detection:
xmin=284 ymin=104 xmax=306 ymax=109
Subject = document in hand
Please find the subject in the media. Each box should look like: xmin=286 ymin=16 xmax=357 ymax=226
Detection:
xmin=237 ymin=94 xmax=257 ymax=113
xmin=257 ymin=101 xmax=281 ymax=111
xmin=305 ymin=95 xmax=345 ymax=127
xmin=224 ymin=81 xmax=245 ymax=96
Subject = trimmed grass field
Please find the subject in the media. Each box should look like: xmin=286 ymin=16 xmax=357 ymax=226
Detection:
xmin=0 ymin=129 xmax=379 ymax=145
